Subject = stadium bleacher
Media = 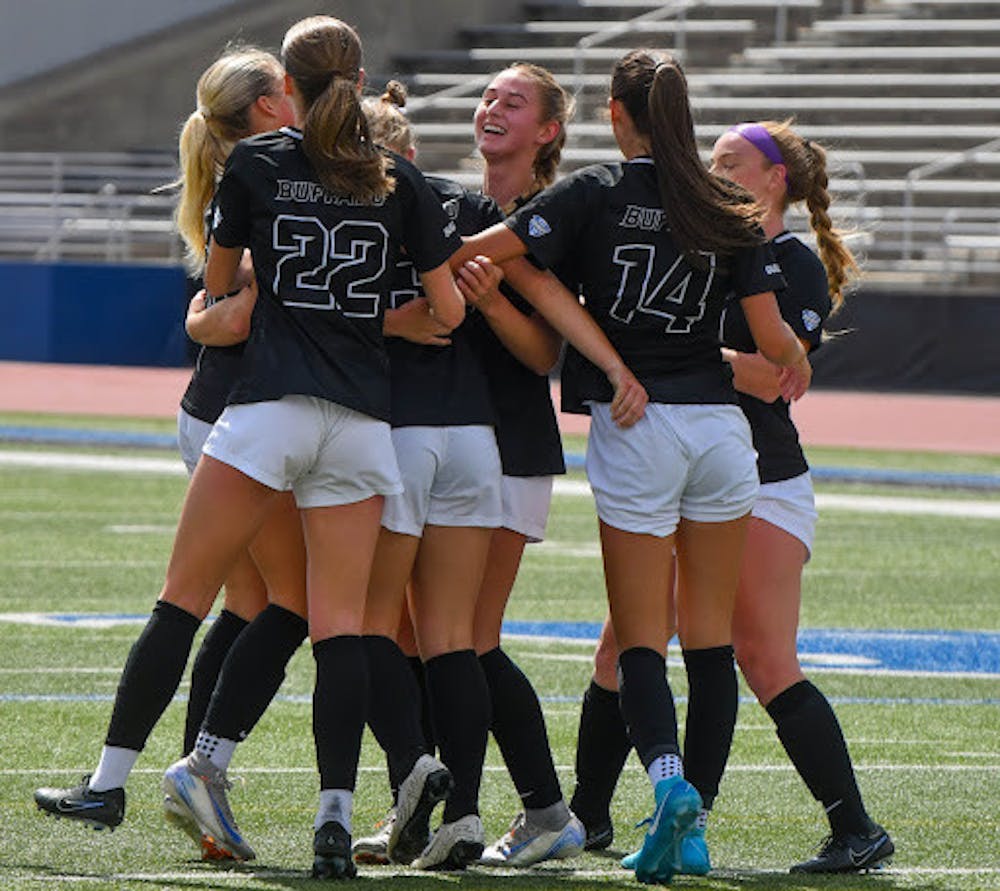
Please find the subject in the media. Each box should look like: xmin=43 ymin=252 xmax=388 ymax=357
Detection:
xmin=1 ymin=0 xmax=999 ymax=288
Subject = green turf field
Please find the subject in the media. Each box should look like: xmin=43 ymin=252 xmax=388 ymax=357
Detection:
xmin=1 ymin=418 xmax=998 ymax=890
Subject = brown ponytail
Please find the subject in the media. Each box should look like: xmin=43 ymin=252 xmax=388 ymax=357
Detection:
xmin=281 ymin=17 xmax=394 ymax=204
xmin=763 ymin=120 xmax=859 ymax=312
xmin=612 ymin=51 xmax=763 ymax=261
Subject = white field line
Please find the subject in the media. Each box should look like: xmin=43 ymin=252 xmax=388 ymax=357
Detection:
xmin=2 ymin=449 xmax=999 ymax=518
xmin=7 ymin=763 xmax=999 ymax=777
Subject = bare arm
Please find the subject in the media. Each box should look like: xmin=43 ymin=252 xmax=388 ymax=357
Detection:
xmin=418 ymin=263 xmax=465 ymax=331
xmin=203 ymin=240 xmax=243 ymax=299
xmin=383 ymin=298 xmax=452 ymax=346
xmin=449 ymin=223 xmax=526 ymax=272
xmin=740 ymin=291 xmax=812 ymax=401
xmin=722 ymin=347 xmax=782 ymax=403
xmin=456 ymin=256 xmax=561 ymax=375
xmin=503 ymin=257 xmax=648 ymax=427
xmin=185 ymin=282 xmax=256 ymax=347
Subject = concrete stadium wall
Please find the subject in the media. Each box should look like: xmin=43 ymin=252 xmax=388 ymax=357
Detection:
xmin=0 ymin=0 xmax=521 ymax=152
xmin=0 ymin=0 xmax=242 ymax=86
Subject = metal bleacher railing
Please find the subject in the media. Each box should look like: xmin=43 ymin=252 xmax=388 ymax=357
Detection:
xmin=0 ymin=152 xmax=180 ymax=264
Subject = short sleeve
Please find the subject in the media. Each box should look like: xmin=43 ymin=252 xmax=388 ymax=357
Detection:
xmin=210 ymin=145 xmax=254 ymax=249
xmin=394 ymin=156 xmax=463 ymax=272
xmin=505 ymin=169 xmax=601 ymax=273
xmin=733 ymin=240 xmax=787 ymax=299
xmin=778 ymin=245 xmax=832 ymax=350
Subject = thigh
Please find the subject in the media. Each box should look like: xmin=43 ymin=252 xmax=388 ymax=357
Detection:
xmin=162 ymin=454 xmax=279 ymax=617
xmin=410 ymin=524 xmax=493 ymax=659
xmin=732 ymin=517 xmax=807 ymax=705
xmin=473 ymin=526 xmax=528 ymax=654
xmin=302 ymin=496 xmax=385 ymax=642
xmin=364 ymin=527 xmax=420 ymax=637
xmin=599 ymin=520 xmax=675 ymax=654
xmin=674 ymin=515 xmax=750 ymax=650
xmin=219 ymin=549 xmax=269 ymax=621
xmin=249 ymin=491 xmax=308 ymax=618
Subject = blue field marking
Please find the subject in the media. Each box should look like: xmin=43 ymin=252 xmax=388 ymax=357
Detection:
xmin=2 ymin=424 xmax=999 ymax=490
xmin=4 ymin=613 xmax=998 ymax=677
xmin=562 ymin=450 xmax=1000 ymax=491
xmin=503 ymin=621 xmax=1000 ymax=677
xmin=0 ymin=425 xmax=177 ymax=450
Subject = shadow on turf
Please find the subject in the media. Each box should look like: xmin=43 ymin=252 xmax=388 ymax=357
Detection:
xmin=10 ymin=859 xmax=960 ymax=891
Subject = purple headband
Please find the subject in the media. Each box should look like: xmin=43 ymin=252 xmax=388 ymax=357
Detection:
xmin=729 ymin=123 xmax=786 ymax=177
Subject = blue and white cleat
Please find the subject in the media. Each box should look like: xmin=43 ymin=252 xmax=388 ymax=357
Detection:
xmin=630 ymin=777 xmax=701 ymax=884
xmin=162 ymin=752 xmax=255 ymax=861
xmin=479 ymin=811 xmax=586 ymax=867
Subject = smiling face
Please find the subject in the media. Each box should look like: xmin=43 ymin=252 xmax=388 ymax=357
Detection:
xmin=710 ymin=129 xmax=785 ymax=211
xmin=474 ymin=68 xmax=554 ymax=163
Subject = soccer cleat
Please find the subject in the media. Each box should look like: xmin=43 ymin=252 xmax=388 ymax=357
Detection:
xmin=164 ymin=792 xmax=237 ymax=861
xmin=623 ymin=823 xmax=713 ymax=876
xmin=313 ymin=820 xmax=358 ymax=880
xmin=34 ymin=775 xmax=125 ymax=830
xmin=581 ymin=815 xmax=614 ymax=851
xmin=351 ymin=808 xmax=395 ymax=865
xmin=479 ymin=811 xmax=585 ymax=867
xmin=630 ymin=776 xmax=702 ymax=885
xmin=162 ymin=752 xmax=255 ymax=861
xmin=413 ymin=814 xmax=485 ymax=870
xmin=791 ymin=825 xmax=894 ymax=874
xmin=388 ymin=754 xmax=453 ymax=865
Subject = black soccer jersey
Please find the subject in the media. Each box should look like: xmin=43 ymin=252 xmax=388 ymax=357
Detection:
xmin=506 ymin=158 xmax=785 ymax=406
xmin=463 ymin=192 xmax=566 ymax=478
xmin=721 ymin=231 xmax=832 ymax=484
xmin=180 ymin=343 xmax=244 ymax=424
xmin=386 ymin=176 xmax=497 ymax=428
xmin=211 ymin=127 xmax=461 ymax=422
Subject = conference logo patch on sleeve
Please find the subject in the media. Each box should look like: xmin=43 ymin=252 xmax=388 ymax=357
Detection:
xmin=802 ymin=308 xmax=822 ymax=331
xmin=528 ymin=214 xmax=552 ymax=238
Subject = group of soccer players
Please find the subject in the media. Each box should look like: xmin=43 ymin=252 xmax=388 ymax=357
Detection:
xmin=33 ymin=12 xmax=892 ymax=882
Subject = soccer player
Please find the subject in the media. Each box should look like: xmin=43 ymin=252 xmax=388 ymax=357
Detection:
xmin=571 ymin=118 xmax=894 ymax=877
xmin=453 ymin=50 xmax=811 ymax=884
xmin=35 ymin=16 xmax=466 ymax=880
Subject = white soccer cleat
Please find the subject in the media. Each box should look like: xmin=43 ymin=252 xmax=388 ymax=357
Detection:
xmin=413 ymin=814 xmax=485 ymax=870
xmin=387 ymin=754 xmax=453 ymax=865
xmin=351 ymin=808 xmax=395 ymax=865
xmin=162 ymin=752 xmax=255 ymax=861
xmin=479 ymin=811 xmax=586 ymax=867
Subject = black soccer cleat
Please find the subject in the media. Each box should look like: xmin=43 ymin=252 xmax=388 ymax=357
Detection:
xmin=312 ymin=821 xmax=358 ymax=880
xmin=34 ymin=775 xmax=125 ymax=830
xmin=578 ymin=814 xmax=614 ymax=851
xmin=790 ymin=824 xmax=894 ymax=874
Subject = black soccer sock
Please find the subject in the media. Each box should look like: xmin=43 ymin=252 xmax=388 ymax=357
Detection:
xmin=480 ymin=647 xmax=562 ymax=811
xmin=313 ymin=636 xmax=367 ymax=791
xmin=767 ymin=679 xmax=872 ymax=836
xmin=617 ymin=646 xmax=679 ymax=770
xmin=201 ymin=604 xmax=307 ymax=743
xmin=570 ymin=679 xmax=632 ymax=827
xmin=408 ymin=655 xmax=436 ymax=756
xmin=183 ymin=609 xmax=249 ymax=754
xmin=682 ymin=645 xmax=738 ymax=811
xmin=424 ymin=650 xmax=491 ymax=821
xmin=106 ymin=600 xmax=202 ymax=751
xmin=364 ymin=636 xmax=427 ymax=794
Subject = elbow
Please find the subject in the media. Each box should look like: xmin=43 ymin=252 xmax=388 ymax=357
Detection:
xmin=435 ymin=302 xmax=466 ymax=332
